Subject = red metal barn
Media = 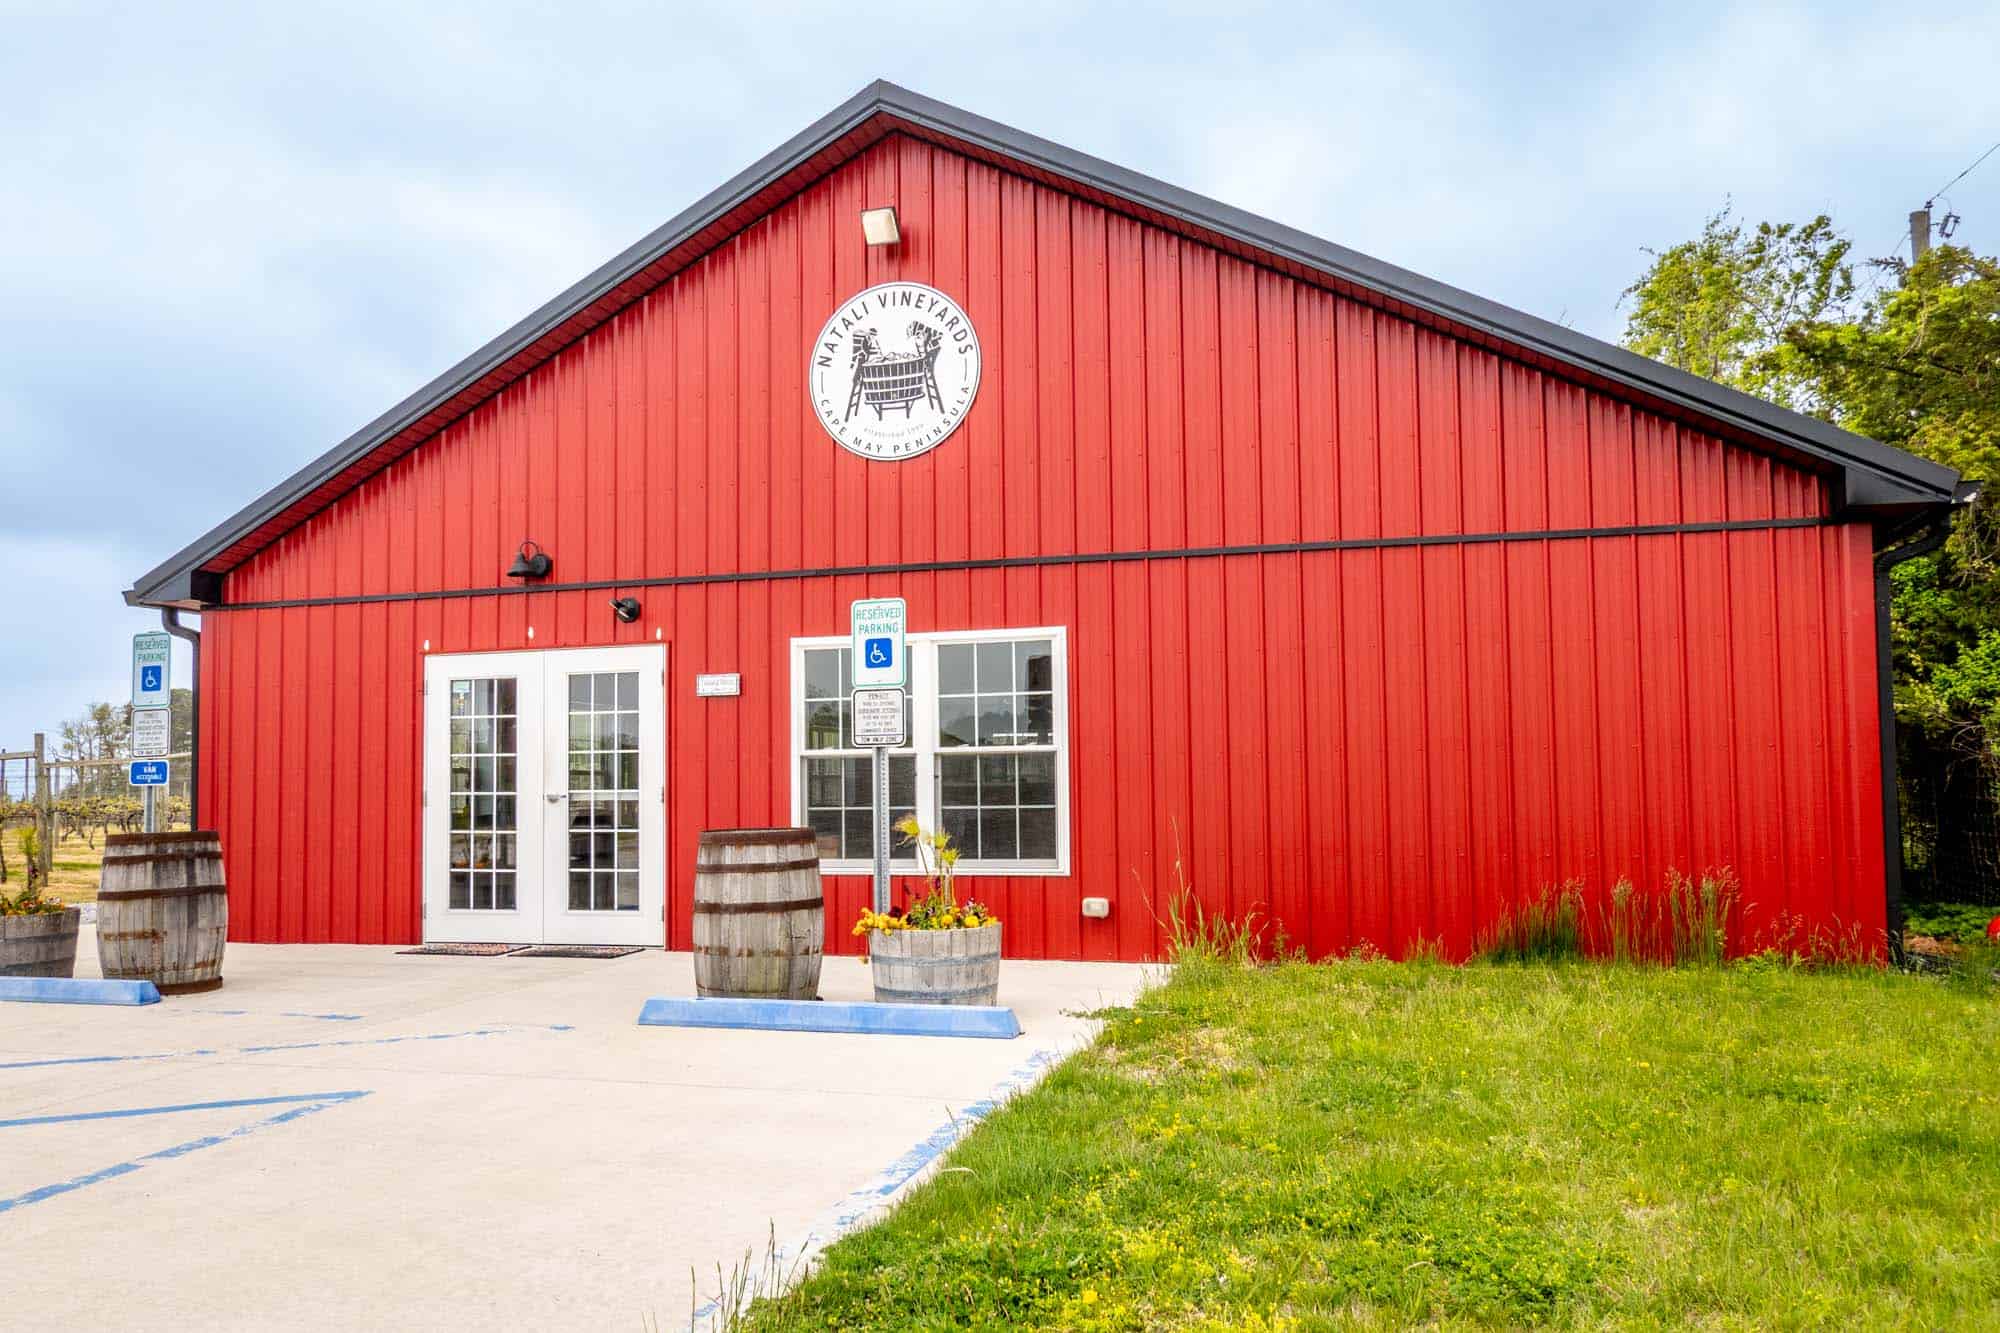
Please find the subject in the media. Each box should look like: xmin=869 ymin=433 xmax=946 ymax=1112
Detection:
xmin=127 ymin=83 xmax=1964 ymax=962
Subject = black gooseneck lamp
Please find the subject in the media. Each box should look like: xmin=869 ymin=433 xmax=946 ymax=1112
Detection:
xmin=609 ymin=597 xmax=641 ymax=624
xmin=505 ymin=540 xmax=552 ymax=581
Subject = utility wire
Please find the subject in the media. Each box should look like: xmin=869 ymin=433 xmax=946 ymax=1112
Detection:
xmin=1925 ymin=139 xmax=2000 ymax=209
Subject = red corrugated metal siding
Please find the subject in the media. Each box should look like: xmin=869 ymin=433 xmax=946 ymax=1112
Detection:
xmin=200 ymin=134 xmax=1882 ymax=959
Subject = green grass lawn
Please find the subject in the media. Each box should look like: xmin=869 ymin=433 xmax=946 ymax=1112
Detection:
xmin=744 ymin=956 xmax=1998 ymax=1329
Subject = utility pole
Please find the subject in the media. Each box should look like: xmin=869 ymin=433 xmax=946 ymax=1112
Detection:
xmin=1905 ymin=207 xmax=1931 ymax=285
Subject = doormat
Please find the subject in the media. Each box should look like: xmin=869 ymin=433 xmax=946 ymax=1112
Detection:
xmin=395 ymin=943 xmax=526 ymax=957
xmin=510 ymin=945 xmax=646 ymax=960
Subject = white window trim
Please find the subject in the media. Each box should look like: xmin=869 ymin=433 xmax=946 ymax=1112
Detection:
xmin=788 ymin=625 xmax=1071 ymax=877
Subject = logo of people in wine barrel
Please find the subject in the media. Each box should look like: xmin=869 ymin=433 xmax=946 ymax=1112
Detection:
xmin=810 ymin=282 xmax=981 ymax=461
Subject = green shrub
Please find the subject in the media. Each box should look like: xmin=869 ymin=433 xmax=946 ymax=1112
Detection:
xmin=1904 ymin=901 xmax=1998 ymax=945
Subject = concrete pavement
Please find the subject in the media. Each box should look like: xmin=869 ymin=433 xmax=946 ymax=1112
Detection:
xmin=1 ymin=932 xmax=1148 ymax=1330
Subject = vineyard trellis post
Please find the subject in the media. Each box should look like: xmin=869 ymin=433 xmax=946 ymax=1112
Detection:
xmin=33 ymin=731 xmax=53 ymax=884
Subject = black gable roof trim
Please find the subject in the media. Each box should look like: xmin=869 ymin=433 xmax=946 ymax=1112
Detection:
xmin=127 ymin=80 xmax=1959 ymax=609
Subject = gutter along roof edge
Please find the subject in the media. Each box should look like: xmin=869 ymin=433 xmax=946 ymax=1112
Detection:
xmin=126 ymin=79 xmax=1960 ymax=609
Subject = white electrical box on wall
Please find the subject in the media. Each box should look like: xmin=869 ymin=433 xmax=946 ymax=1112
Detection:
xmin=1081 ymin=897 xmax=1111 ymax=919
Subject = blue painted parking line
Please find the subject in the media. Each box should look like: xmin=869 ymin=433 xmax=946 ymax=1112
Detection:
xmin=0 ymin=1022 xmax=575 ymax=1070
xmin=0 ymin=1091 xmax=367 ymax=1131
xmin=0 ymin=1090 xmax=370 ymax=1214
xmin=0 ymin=1050 xmax=221 ymax=1070
xmin=181 ymin=1009 xmax=365 ymax=1021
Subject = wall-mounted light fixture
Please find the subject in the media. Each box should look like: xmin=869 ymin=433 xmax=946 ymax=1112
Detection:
xmin=609 ymin=597 xmax=641 ymax=624
xmin=859 ymin=206 xmax=901 ymax=247
xmin=505 ymin=539 xmax=552 ymax=581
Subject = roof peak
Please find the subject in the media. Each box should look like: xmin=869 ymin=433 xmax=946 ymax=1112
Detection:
xmin=128 ymin=79 xmax=1958 ymax=608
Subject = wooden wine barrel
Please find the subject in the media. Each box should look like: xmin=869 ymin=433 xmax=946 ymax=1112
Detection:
xmin=98 ymin=830 xmax=227 ymax=995
xmin=692 ymin=828 xmax=823 ymax=1000
xmin=868 ymin=922 xmax=1002 ymax=1006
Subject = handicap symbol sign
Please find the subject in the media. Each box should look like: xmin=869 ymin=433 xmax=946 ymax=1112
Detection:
xmin=140 ymin=665 xmax=163 ymax=693
xmin=850 ymin=596 xmax=906 ymax=687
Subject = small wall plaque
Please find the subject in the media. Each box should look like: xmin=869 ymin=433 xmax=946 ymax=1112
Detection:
xmin=695 ymin=673 xmax=741 ymax=698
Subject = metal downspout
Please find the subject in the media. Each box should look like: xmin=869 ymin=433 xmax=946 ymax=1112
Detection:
xmin=161 ymin=608 xmax=200 ymax=829
xmin=1871 ymin=492 xmax=1976 ymax=964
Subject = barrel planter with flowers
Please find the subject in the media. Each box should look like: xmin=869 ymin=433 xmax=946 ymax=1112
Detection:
xmin=1 ymin=884 xmax=80 ymax=979
xmin=854 ymin=818 xmax=1001 ymax=1006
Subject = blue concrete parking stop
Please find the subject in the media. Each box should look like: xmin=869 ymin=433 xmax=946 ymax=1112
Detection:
xmin=1 ymin=927 xmax=1146 ymax=1330
xmin=0 ymin=976 xmax=160 ymax=1006
xmin=638 ymin=995 xmax=1023 ymax=1038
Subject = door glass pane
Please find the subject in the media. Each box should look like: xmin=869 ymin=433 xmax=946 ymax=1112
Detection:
xmin=448 ymin=676 xmax=519 ymax=911
xmin=567 ymin=671 xmax=642 ymax=912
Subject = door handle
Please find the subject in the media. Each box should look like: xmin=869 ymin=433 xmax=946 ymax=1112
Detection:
xmin=546 ymin=793 xmax=570 ymax=803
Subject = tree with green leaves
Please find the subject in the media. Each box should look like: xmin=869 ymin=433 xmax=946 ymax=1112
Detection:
xmin=1621 ymin=205 xmax=1856 ymax=415
xmin=57 ymin=700 xmax=130 ymax=799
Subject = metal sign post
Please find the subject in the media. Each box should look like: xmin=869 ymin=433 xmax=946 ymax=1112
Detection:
xmin=852 ymin=686 xmax=907 ymax=915
xmin=872 ymin=745 xmax=891 ymax=914
xmin=850 ymin=599 xmax=908 ymax=914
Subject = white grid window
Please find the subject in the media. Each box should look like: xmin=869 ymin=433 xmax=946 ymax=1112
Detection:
xmin=790 ymin=627 xmax=1069 ymax=875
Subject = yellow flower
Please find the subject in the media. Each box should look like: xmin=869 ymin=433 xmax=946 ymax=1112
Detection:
xmin=1081 ymin=1289 xmax=1098 ymax=1305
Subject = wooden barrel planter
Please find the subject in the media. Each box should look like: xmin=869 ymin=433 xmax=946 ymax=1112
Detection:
xmin=692 ymin=828 xmax=823 ymax=1000
xmin=0 ymin=907 xmax=82 ymax=979
xmin=98 ymin=830 xmax=228 ymax=995
xmin=868 ymin=923 xmax=1002 ymax=1006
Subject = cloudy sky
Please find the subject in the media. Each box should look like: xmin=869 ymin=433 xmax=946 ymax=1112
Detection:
xmin=3 ymin=1 xmax=1997 ymax=749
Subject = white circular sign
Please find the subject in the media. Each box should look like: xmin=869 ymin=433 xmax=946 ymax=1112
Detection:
xmin=809 ymin=281 xmax=981 ymax=461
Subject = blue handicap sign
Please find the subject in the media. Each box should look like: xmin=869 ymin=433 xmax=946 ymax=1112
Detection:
xmin=864 ymin=636 xmax=893 ymax=669
xmin=128 ymin=760 xmax=169 ymax=787
xmin=140 ymin=665 xmax=163 ymax=693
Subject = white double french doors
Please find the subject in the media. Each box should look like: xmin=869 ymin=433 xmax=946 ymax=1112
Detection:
xmin=422 ymin=645 xmax=666 ymax=946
